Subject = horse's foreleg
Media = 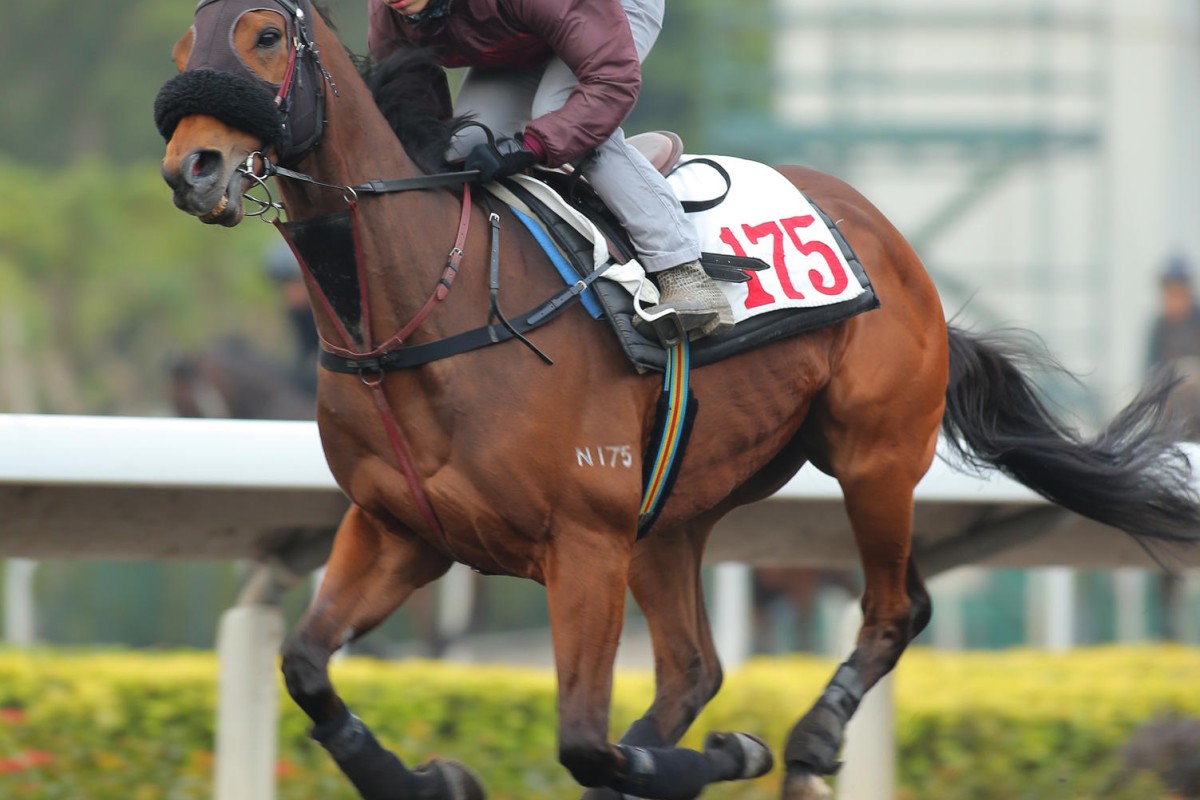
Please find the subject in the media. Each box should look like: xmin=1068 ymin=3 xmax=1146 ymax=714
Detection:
xmin=545 ymin=528 xmax=630 ymax=790
xmin=585 ymin=522 xmax=722 ymax=784
xmin=551 ymin=528 xmax=770 ymax=800
xmin=630 ymin=525 xmax=726 ymax=742
xmin=781 ymin=470 xmax=932 ymax=800
xmin=583 ymin=523 xmax=775 ymax=800
xmin=280 ymin=504 xmax=482 ymax=800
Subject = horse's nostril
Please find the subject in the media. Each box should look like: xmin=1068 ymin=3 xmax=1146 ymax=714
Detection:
xmin=183 ymin=149 xmax=223 ymax=189
xmin=192 ymin=151 xmax=215 ymax=179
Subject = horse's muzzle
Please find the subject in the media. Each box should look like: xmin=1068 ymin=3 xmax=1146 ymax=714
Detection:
xmin=156 ymin=69 xmax=280 ymax=226
xmin=162 ymin=149 xmax=247 ymax=226
xmin=165 ymin=149 xmax=223 ymax=195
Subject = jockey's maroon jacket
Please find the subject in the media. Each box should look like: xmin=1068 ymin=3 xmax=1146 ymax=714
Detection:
xmin=367 ymin=0 xmax=641 ymax=168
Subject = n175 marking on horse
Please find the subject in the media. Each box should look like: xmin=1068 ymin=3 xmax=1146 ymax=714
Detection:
xmin=577 ymin=446 xmax=636 ymax=469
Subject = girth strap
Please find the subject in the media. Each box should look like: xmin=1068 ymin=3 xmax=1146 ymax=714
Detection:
xmin=637 ymin=341 xmax=696 ymax=537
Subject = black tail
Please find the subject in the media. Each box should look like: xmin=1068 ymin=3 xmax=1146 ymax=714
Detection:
xmin=941 ymin=325 xmax=1200 ymax=547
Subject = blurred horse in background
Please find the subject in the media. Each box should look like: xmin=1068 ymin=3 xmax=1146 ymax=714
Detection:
xmin=168 ymin=241 xmax=318 ymax=421
xmin=753 ymin=568 xmax=859 ymax=654
xmin=168 ymin=335 xmax=315 ymax=420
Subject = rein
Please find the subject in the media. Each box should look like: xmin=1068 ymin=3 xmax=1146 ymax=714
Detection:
xmin=279 ymin=161 xmax=486 ymax=196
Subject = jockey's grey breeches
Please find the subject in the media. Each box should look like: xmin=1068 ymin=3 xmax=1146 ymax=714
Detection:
xmin=447 ymin=0 xmax=700 ymax=273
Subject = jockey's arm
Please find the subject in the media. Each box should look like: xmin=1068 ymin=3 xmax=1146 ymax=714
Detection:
xmin=509 ymin=0 xmax=642 ymax=168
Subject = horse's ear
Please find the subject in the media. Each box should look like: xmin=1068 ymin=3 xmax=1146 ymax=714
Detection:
xmin=172 ymin=27 xmax=195 ymax=72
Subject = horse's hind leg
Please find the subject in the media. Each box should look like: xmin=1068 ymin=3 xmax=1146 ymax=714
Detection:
xmin=280 ymin=504 xmax=482 ymax=800
xmin=557 ymin=524 xmax=771 ymax=800
xmin=781 ymin=441 xmax=935 ymax=800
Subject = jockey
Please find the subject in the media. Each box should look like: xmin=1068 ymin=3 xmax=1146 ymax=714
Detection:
xmin=368 ymin=0 xmax=735 ymax=345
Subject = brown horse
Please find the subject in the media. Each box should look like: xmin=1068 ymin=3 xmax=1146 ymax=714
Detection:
xmin=156 ymin=2 xmax=1200 ymax=798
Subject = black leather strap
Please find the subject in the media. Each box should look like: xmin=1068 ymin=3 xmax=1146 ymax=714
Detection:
xmin=669 ymin=157 xmax=732 ymax=213
xmin=319 ymin=263 xmax=611 ymax=374
xmin=700 ymin=252 xmax=768 ymax=283
xmin=351 ymin=171 xmax=482 ymax=194
xmin=268 ymin=163 xmax=481 ymax=194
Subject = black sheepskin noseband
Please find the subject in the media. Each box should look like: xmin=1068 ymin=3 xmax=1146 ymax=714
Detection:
xmin=154 ymin=69 xmax=285 ymax=151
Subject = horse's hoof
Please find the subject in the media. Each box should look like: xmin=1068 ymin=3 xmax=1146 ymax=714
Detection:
xmin=414 ymin=759 xmax=486 ymax=800
xmin=704 ymin=731 xmax=775 ymax=780
xmin=781 ymin=769 xmax=833 ymax=800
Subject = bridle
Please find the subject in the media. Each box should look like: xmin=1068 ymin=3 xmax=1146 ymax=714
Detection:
xmin=202 ymin=0 xmax=335 ymax=166
xmin=186 ymin=0 xmax=483 ymax=211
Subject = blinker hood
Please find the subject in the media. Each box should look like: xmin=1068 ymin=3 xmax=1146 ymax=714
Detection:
xmin=153 ymin=0 xmax=327 ymax=165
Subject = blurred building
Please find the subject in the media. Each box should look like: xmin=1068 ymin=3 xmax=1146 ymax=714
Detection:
xmin=689 ymin=0 xmax=1200 ymax=648
xmin=706 ymin=0 xmax=1200 ymax=423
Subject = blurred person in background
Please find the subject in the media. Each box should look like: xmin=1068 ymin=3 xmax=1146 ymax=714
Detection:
xmin=168 ymin=242 xmax=317 ymax=420
xmin=1147 ymin=252 xmax=1200 ymax=440
xmin=264 ymin=241 xmax=319 ymax=397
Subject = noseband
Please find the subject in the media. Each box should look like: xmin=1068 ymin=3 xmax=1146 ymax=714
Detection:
xmin=153 ymin=0 xmax=334 ymax=166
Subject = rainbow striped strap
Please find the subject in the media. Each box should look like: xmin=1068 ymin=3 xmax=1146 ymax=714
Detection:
xmin=637 ymin=341 xmax=696 ymax=537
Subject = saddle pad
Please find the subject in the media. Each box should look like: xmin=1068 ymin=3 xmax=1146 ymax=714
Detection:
xmin=491 ymin=161 xmax=879 ymax=374
xmin=667 ymin=155 xmax=868 ymax=322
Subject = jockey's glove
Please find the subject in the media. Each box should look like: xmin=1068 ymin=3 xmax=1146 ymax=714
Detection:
xmin=465 ymin=137 xmax=538 ymax=183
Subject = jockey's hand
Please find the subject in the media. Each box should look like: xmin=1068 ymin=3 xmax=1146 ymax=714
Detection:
xmin=465 ymin=137 xmax=538 ymax=183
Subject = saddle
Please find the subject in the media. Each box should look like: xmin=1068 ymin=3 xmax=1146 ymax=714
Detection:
xmin=630 ymin=130 xmax=685 ymax=177
xmin=490 ymin=132 xmax=880 ymax=374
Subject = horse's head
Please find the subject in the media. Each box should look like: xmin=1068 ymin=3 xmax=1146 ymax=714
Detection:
xmin=155 ymin=0 xmax=330 ymax=226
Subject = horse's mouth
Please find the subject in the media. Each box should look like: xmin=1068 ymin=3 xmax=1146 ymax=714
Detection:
xmin=201 ymin=193 xmax=232 ymax=222
xmin=195 ymin=172 xmax=249 ymax=227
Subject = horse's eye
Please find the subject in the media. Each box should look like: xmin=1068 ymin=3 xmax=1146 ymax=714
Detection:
xmin=256 ymin=28 xmax=283 ymax=48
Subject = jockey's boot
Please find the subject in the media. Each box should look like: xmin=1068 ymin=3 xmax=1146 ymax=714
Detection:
xmin=643 ymin=260 xmax=735 ymax=347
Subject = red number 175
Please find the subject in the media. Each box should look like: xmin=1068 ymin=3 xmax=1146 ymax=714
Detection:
xmin=718 ymin=215 xmax=849 ymax=309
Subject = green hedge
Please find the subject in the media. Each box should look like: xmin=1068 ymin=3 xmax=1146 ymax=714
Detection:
xmin=0 ymin=646 xmax=1194 ymax=799
xmin=0 ymin=155 xmax=284 ymax=415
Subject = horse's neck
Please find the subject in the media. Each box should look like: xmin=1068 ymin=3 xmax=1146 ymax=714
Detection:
xmin=277 ymin=35 xmax=422 ymax=213
xmin=279 ymin=34 xmax=465 ymax=349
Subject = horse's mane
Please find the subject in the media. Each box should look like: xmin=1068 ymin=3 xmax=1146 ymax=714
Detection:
xmin=359 ymin=44 xmax=467 ymax=174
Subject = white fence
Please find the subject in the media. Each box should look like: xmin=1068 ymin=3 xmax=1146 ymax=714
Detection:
xmin=1 ymin=414 xmax=1194 ymax=800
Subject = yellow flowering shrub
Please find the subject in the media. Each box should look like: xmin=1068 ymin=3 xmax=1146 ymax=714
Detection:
xmin=0 ymin=646 xmax=1194 ymax=799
